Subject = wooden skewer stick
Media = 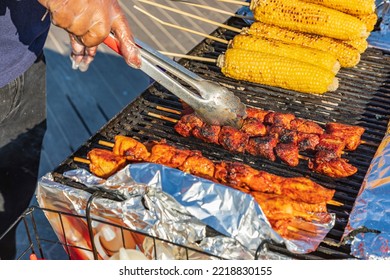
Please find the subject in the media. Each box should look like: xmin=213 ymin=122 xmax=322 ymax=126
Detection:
xmin=137 ymin=0 xmax=243 ymax=33
xmin=159 ymin=51 xmax=217 ymax=63
xmin=216 ymin=0 xmax=250 ymax=6
xmin=133 ymin=6 xmax=229 ymax=44
xmin=99 ymin=140 xmax=115 ymax=148
xmin=156 ymin=106 xmax=182 ymax=115
xmin=327 ymin=200 xmax=344 ymax=207
xmin=73 ymin=157 xmax=91 ymax=164
xmin=169 ymin=0 xmax=254 ymax=20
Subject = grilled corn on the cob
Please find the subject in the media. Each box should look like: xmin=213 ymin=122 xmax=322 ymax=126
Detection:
xmin=250 ymin=0 xmax=368 ymax=40
xmin=218 ymin=48 xmax=339 ymax=95
xmin=345 ymin=37 xmax=368 ymax=53
xmin=230 ymin=34 xmax=340 ymax=74
xmin=357 ymin=13 xmax=378 ymax=32
xmin=244 ymin=22 xmax=361 ymax=67
xmin=301 ymin=0 xmax=376 ymax=16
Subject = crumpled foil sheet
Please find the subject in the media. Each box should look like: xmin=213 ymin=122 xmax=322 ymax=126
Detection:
xmin=37 ymin=163 xmax=335 ymax=258
xmin=343 ymin=123 xmax=390 ymax=259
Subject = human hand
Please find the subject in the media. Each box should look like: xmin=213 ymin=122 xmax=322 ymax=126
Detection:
xmin=38 ymin=0 xmax=141 ymax=70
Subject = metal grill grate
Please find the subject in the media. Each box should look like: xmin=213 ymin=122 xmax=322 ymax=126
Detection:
xmin=52 ymin=18 xmax=390 ymax=259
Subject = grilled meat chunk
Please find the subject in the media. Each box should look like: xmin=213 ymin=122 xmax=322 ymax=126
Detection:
xmin=148 ymin=143 xmax=197 ymax=168
xmin=174 ymin=113 xmax=203 ymax=137
xmin=264 ymin=112 xmax=296 ymax=128
xmin=275 ymin=143 xmax=300 ymax=167
xmin=325 ymin=122 xmax=365 ymax=151
xmin=290 ymin=118 xmax=324 ymax=135
xmin=246 ymin=135 xmax=278 ymax=161
xmin=218 ymin=126 xmax=249 ymax=153
xmin=240 ymin=117 xmax=267 ymax=137
xmin=316 ymin=134 xmax=346 ymax=157
xmin=192 ymin=123 xmax=221 ymax=144
xmin=179 ymin=154 xmax=215 ymax=180
xmin=245 ymin=107 xmax=269 ymax=122
xmin=308 ymin=150 xmax=358 ymax=178
xmin=112 ymin=135 xmax=150 ymax=161
xmin=87 ymin=148 xmax=127 ymax=179
xmin=297 ymin=132 xmax=320 ymax=151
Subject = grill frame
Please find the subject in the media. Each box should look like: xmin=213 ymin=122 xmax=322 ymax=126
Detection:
xmin=52 ymin=18 xmax=390 ymax=260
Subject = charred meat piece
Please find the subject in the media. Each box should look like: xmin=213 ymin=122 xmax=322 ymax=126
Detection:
xmin=267 ymin=125 xmax=299 ymax=145
xmin=245 ymin=107 xmax=269 ymax=122
xmin=325 ymin=122 xmax=365 ymax=151
xmin=245 ymin=135 xmax=278 ymax=161
xmin=297 ymin=132 xmax=320 ymax=152
xmin=264 ymin=112 xmax=296 ymax=128
xmin=275 ymin=143 xmax=300 ymax=167
xmin=252 ymin=192 xmax=327 ymax=215
xmin=87 ymin=148 xmax=127 ymax=179
xmin=179 ymin=154 xmax=215 ymax=180
xmin=214 ymin=162 xmax=283 ymax=194
xmin=218 ymin=126 xmax=249 ymax=153
xmin=192 ymin=123 xmax=221 ymax=144
xmin=174 ymin=113 xmax=203 ymax=137
xmin=251 ymin=192 xmax=325 ymax=222
xmin=148 ymin=143 xmax=198 ymax=168
xmin=240 ymin=117 xmax=267 ymax=137
xmin=279 ymin=177 xmax=335 ymax=204
xmin=308 ymin=150 xmax=358 ymax=178
xmin=316 ymin=134 xmax=346 ymax=157
xmin=112 ymin=135 xmax=151 ymax=161
xmin=290 ymin=118 xmax=324 ymax=135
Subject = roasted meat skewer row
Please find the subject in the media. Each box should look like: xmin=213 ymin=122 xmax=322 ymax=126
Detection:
xmin=86 ymin=135 xmax=338 ymax=205
xmin=75 ymin=136 xmax=340 ymax=239
xmin=173 ymin=110 xmax=361 ymax=178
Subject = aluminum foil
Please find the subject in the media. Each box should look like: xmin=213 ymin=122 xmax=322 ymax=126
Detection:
xmin=343 ymin=123 xmax=390 ymax=259
xmin=37 ymin=163 xmax=335 ymax=259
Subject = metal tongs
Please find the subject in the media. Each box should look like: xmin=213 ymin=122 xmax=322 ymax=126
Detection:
xmin=104 ymin=35 xmax=247 ymax=129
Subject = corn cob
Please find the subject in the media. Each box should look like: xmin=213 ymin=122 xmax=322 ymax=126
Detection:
xmin=230 ymin=34 xmax=340 ymax=74
xmin=301 ymin=0 xmax=376 ymax=16
xmin=244 ymin=22 xmax=361 ymax=67
xmin=250 ymin=0 xmax=368 ymax=40
xmin=357 ymin=13 xmax=378 ymax=32
xmin=217 ymin=48 xmax=339 ymax=95
xmin=345 ymin=37 xmax=368 ymax=53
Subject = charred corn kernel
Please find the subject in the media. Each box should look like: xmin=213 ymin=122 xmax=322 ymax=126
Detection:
xmin=250 ymin=0 xmax=368 ymax=40
xmin=301 ymin=0 xmax=376 ymax=16
xmin=345 ymin=37 xmax=368 ymax=53
xmin=244 ymin=22 xmax=361 ymax=67
xmin=218 ymin=48 xmax=339 ymax=95
xmin=230 ymin=34 xmax=340 ymax=74
xmin=357 ymin=13 xmax=378 ymax=32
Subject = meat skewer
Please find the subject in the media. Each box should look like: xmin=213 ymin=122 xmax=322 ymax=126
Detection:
xmin=95 ymin=136 xmax=341 ymax=206
xmin=171 ymin=111 xmax=359 ymax=177
xmin=75 ymin=136 xmax=343 ymax=239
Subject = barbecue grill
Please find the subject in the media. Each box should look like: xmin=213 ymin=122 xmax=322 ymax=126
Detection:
xmin=48 ymin=17 xmax=390 ymax=260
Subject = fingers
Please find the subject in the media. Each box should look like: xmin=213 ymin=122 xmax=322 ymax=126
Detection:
xmin=111 ymin=11 xmax=141 ymax=69
xmin=69 ymin=34 xmax=98 ymax=72
xmin=42 ymin=0 xmax=141 ymax=69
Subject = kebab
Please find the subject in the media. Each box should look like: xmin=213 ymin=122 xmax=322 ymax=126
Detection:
xmin=76 ymin=136 xmax=339 ymax=239
xmin=173 ymin=110 xmax=361 ymax=177
xmin=80 ymin=135 xmax=337 ymax=205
